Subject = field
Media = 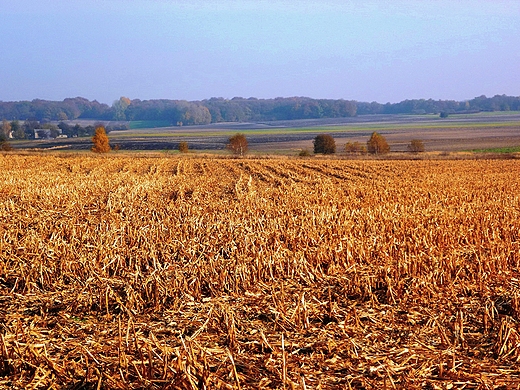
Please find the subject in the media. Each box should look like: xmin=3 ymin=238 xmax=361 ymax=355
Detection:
xmin=0 ymin=155 xmax=519 ymax=389
xmin=12 ymin=112 xmax=520 ymax=154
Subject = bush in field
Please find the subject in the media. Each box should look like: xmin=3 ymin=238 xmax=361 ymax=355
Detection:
xmin=408 ymin=139 xmax=425 ymax=153
xmin=178 ymin=141 xmax=189 ymax=153
xmin=0 ymin=138 xmax=13 ymax=151
xmin=91 ymin=126 xmax=111 ymax=153
xmin=313 ymin=134 xmax=336 ymax=154
xmin=227 ymin=133 xmax=248 ymax=156
xmin=298 ymin=149 xmax=311 ymax=157
xmin=345 ymin=141 xmax=367 ymax=154
xmin=367 ymin=132 xmax=390 ymax=154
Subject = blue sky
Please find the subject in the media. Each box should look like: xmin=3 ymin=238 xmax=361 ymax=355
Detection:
xmin=1 ymin=0 xmax=519 ymax=104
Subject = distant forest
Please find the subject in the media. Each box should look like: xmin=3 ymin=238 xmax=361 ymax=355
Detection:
xmin=0 ymin=94 xmax=519 ymax=125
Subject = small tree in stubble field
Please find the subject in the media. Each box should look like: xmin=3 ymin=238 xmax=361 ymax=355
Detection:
xmin=367 ymin=132 xmax=390 ymax=154
xmin=227 ymin=133 xmax=248 ymax=156
xmin=313 ymin=134 xmax=336 ymax=154
xmin=408 ymin=139 xmax=425 ymax=153
xmin=91 ymin=126 xmax=111 ymax=153
xmin=178 ymin=141 xmax=189 ymax=153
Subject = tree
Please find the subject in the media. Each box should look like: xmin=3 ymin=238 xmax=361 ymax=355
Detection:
xmin=345 ymin=141 xmax=367 ymax=154
xmin=227 ymin=133 xmax=248 ymax=156
xmin=1 ymin=120 xmax=12 ymax=140
xmin=42 ymin=123 xmax=60 ymax=138
xmin=178 ymin=141 xmax=189 ymax=153
xmin=58 ymin=122 xmax=72 ymax=137
xmin=313 ymin=134 xmax=336 ymax=154
xmin=91 ymin=126 xmax=111 ymax=153
xmin=408 ymin=139 xmax=425 ymax=153
xmin=367 ymin=132 xmax=390 ymax=154
xmin=439 ymin=111 xmax=449 ymax=118
xmin=11 ymin=120 xmax=25 ymax=139
xmin=0 ymin=120 xmax=12 ymax=151
xmin=23 ymin=119 xmax=40 ymax=139
xmin=112 ymin=97 xmax=131 ymax=121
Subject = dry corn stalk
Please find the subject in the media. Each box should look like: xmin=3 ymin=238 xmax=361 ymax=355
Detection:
xmin=0 ymin=155 xmax=519 ymax=388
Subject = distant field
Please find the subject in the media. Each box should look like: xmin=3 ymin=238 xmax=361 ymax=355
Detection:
xmin=129 ymin=120 xmax=172 ymax=129
xmin=11 ymin=112 xmax=520 ymax=153
xmin=472 ymin=146 xmax=520 ymax=153
xmin=1 ymin=155 xmax=519 ymax=388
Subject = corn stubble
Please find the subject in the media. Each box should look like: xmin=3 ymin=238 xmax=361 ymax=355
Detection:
xmin=0 ymin=155 xmax=519 ymax=389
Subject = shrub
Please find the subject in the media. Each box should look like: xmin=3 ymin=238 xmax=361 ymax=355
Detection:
xmin=367 ymin=132 xmax=390 ymax=154
xmin=345 ymin=141 xmax=367 ymax=154
xmin=313 ymin=134 xmax=336 ymax=154
xmin=298 ymin=149 xmax=311 ymax=157
xmin=0 ymin=140 xmax=13 ymax=151
xmin=408 ymin=139 xmax=425 ymax=153
xmin=91 ymin=126 xmax=111 ymax=153
xmin=178 ymin=141 xmax=189 ymax=153
xmin=227 ymin=133 xmax=248 ymax=156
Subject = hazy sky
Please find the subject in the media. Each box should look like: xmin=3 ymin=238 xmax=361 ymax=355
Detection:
xmin=1 ymin=0 xmax=519 ymax=104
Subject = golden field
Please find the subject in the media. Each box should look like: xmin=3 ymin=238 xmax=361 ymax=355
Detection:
xmin=0 ymin=154 xmax=519 ymax=389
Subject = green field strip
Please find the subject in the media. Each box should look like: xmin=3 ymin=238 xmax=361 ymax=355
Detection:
xmin=114 ymin=120 xmax=520 ymax=139
xmin=471 ymin=146 xmax=520 ymax=153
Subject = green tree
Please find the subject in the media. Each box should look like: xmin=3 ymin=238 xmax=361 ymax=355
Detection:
xmin=227 ymin=133 xmax=248 ymax=156
xmin=10 ymin=120 xmax=25 ymax=139
xmin=23 ymin=119 xmax=40 ymax=139
xmin=112 ymin=96 xmax=131 ymax=121
xmin=367 ymin=132 xmax=390 ymax=154
xmin=313 ymin=134 xmax=336 ymax=154
xmin=91 ymin=126 xmax=111 ymax=153
xmin=58 ymin=122 xmax=72 ymax=137
xmin=42 ymin=123 xmax=60 ymax=138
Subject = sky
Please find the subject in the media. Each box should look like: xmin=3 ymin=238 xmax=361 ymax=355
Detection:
xmin=0 ymin=0 xmax=519 ymax=105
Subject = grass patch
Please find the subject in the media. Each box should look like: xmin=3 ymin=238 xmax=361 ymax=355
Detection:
xmin=129 ymin=120 xmax=172 ymax=129
xmin=450 ymin=111 xmax=520 ymax=118
xmin=472 ymin=146 xmax=520 ymax=153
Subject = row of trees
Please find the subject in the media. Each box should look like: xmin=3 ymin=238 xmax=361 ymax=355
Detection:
xmin=1 ymin=94 xmax=518 ymax=123
xmin=0 ymin=118 xmax=129 ymax=140
xmin=312 ymin=133 xmax=424 ymax=155
xmin=142 ymin=132 xmax=419 ymax=157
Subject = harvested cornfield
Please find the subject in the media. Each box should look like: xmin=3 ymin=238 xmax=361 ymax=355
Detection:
xmin=0 ymin=155 xmax=519 ymax=389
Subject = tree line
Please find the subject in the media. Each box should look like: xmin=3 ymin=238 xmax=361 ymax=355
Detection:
xmin=0 ymin=94 xmax=519 ymax=124
xmin=0 ymin=118 xmax=128 ymax=140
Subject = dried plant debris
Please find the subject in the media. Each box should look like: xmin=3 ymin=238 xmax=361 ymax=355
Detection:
xmin=0 ymin=155 xmax=519 ymax=388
